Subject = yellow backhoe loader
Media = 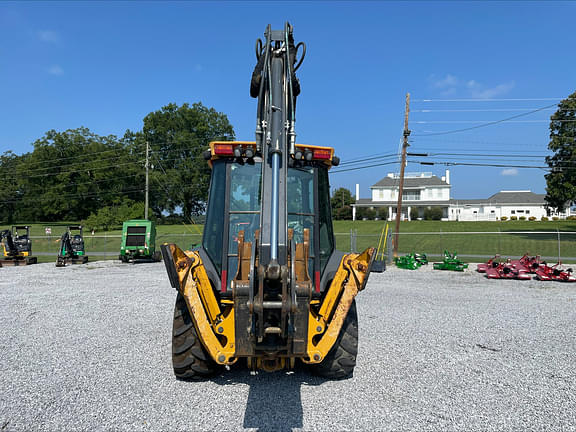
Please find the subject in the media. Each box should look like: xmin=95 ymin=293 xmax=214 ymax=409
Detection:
xmin=161 ymin=23 xmax=374 ymax=379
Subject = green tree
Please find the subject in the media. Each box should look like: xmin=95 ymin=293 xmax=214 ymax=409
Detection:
xmin=335 ymin=205 xmax=353 ymax=220
xmin=0 ymin=102 xmax=234 ymax=223
xmin=545 ymin=91 xmax=576 ymax=212
xmin=331 ymin=187 xmax=354 ymax=219
xmin=357 ymin=207 xmax=376 ymax=220
xmin=375 ymin=207 xmax=388 ymax=220
xmin=13 ymin=128 xmax=139 ymax=222
xmin=424 ymin=207 xmax=443 ymax=220
xmin=82 ymin=200 xmax=152 ymax=231
xmin=0 ymin=151 xmax=24 ymax=224
xmin=140 ymin=102 xmax=235 ymax=218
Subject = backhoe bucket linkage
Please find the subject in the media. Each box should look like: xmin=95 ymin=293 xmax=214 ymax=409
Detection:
xmin=162 ymin=243 xmax=375 ymax=369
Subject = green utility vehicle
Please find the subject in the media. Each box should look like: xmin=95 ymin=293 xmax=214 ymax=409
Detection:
xmin=119 ymin=220 xmax=161 ymax=263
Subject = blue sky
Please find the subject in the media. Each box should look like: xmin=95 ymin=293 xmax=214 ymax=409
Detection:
xmin=1 ymin=1 xmax=574 ymax=200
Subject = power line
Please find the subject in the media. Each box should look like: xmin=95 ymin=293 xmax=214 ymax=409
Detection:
xmin=0 ymin=139 xmax=208 ymax=171
xmin=13 ymin=147 xmax=143 ymax=168
xmin=331 ymin=161 xmax=398 ymax=174
xmin=3 ymin=152 xmax=145 ymax=175
xmin=414 ymin=120 xmax=576 ymax=124
xmin=44 ymin=173 xmax=144 ymax=189
xmin=338 ymin=153 xmax=398 ymax=167
xmin=421 ymin=152 xmax=547 ymax=158
xmin=0 ymin=159 xmax=145 ymax=181
xmin=0 ymin=187 xmax=147 ymax=204
xmin=0 ymin=181 xmax=192 ymax=205
xmin=412 ymin=160 xmax=547 ymax=169
xmin=0 ymin=154 xmax=200 ymax=182
xmin=406 ymin=159 xmax=576 ymax=170
xmin=410 ymin=147 xmax=549 ymax=154
xmin=412 ymin=135 xmax=576 ymax=143
xmin=337 ymin=152 xmax=398 ymax=165
xmin=413 ymin=108 xmax=561 ymax=113
xmin=412 ymin=103 xmax=559 ymax=137
xmin=414 ymin=120 xmax=576 ymax=125
xmin=413 ymin=98 xmax=570 ymax=102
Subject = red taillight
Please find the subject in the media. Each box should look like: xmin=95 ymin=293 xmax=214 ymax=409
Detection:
xmin=313 ymin=149 xmax=332 ymax=160
xmin=221 ymin=269 xmax=228 ymax=292
xmin=213 ymin=144 xmax=234 ymax=156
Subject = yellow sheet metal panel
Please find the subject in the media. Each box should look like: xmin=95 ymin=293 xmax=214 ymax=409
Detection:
xmin=304 ymin=247 xmax=375 ymax=364
xmin=165 ymin=244 xmax=236 ymax=365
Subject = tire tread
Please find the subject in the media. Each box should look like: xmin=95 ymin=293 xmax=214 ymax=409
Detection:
xmin=309 ymin=300 xmax=359 ymax=379
xmin=172 ymin=294 xmax=221 ymax=379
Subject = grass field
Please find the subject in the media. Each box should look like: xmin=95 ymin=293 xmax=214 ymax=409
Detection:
xmin=2 ymin=219 xmax=576 ymax=262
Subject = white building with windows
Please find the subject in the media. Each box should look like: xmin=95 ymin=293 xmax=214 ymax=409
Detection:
xmin=354 ymin=171 xmax=452 ymax=221
xmin=449 ymin=191 xmax=553 ymax=221
xmin=352 ymin=170 xmax=570 ymax=221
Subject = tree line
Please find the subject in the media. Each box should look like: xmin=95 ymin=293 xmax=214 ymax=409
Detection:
xmin=1 ymin=93 xmax=573 ymax=227
xmin=0 ymin=103 xmax=234 ymax=228
xmin=545 ymin=91 xmax=576 ymax=212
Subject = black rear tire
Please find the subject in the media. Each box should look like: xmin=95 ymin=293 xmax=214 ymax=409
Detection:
xmin=309 ymin=299 xmax=359 ymax=379
xmin=172 ymin=293 xmax=222 ymax=380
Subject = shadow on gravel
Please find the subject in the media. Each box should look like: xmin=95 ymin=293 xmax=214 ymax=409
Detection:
xmin=213 ymin=367 xmax=327 ymax=432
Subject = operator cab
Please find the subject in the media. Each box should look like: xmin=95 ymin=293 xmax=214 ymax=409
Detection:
xmin=201 ymin=141 xmax=339 ymax=297
xmin=71 ymin=235 xmax=84 ymax=252
xmin=68 ymin=226 xmax=85 ymax=254
xmin=12 ymin=226 xmax=32 ymax=254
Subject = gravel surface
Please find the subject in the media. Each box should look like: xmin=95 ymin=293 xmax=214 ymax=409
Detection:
xmin=1 ymin=261 xmax=575 ymax=431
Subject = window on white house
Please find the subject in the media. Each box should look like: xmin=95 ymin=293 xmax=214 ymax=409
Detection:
xmin=511 ymin=210 xmax=516 ymax=214
xmin=517 ymin=210 xmax=524 ymax=213
xmin=526 ymin=210 xmax=530 ymax=214
xmin=402 ymin=190 xmax=420 ymax=201
xmin=491 ymin=210 xmax=495 ymax=214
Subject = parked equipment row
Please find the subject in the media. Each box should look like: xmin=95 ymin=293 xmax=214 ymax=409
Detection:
xmin=394 ymin=251 xmax=469 ymax=272
xmin=477 ymin=254 xmax=576 ymax=282
xmin=0 ymin=219 xmax=162 ymax=267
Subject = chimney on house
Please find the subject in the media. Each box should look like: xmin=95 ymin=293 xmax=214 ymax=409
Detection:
xmin=445 ymin=169 xmax=450 ymax=184
xmin=355 ymin=183 xmax=360 ymax=201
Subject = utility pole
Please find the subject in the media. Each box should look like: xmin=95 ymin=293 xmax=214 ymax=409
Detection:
xmin=393 ymin=93 xmax=411 ymax=257
xmin=145 ymin=141 xmax=149 ymax=220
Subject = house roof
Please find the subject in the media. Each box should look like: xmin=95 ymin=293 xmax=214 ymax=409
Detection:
xmin=355 ymin=198 xmax=451 ymax=206
xmin=355 ymin=191 xmax=546 ymax=206
xmin=450 ymin=191 xmax=546 ymax=205
xmin=372 ymin=175 xmax=449 ymax=188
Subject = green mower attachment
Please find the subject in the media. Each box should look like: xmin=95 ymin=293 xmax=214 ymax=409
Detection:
xmin=433 ymin=251 xmax=468 ymax=272
xmin=395 ymin=253 xmax=428 ymax=270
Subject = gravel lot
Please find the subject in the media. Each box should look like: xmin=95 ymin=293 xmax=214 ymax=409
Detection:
xmin=1 ymin=260 xmax=575 ymax=431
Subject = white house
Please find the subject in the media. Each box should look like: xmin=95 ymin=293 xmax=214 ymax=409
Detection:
xmin=352 ymin=170 xmax=570 ymax=221
xmin=449 ymin=191 xmax=567 ymax=221
xmin=353 ymin=170 xmax=452 ymax=221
